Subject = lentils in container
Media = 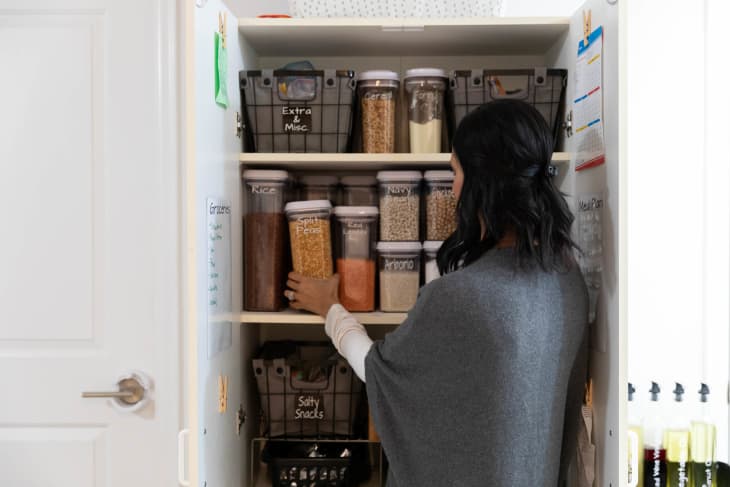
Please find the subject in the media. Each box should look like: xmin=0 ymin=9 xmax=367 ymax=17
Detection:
xmin=334 ymin=206 xmax=379 ymax=312
xmin=341 ymin=175 xmax=378 ymax=206
xmin=425 ymin=170 xmax=457 ymax=241
xmin=377 ymin=242 xmax=422 ymax=312
xmin=377 ymin=171 xmax=422 ymax=242
xmin=423 ymin=240 xmax=443 ymax=284
xmin=299 ymin=174 xmax=340 ymax=206
xmin=285 ymin=200 xmax=334 ymax=279
xmin=404 ymin=68 xmax=447 ymax=153
xmin=243 ymin=170 xmax=290 ymax=312
xmin=357 ymin=71 xmax=399 ymax=153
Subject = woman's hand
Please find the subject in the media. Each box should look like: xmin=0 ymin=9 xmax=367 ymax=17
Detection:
xmin=285 ymin=272 xmax=340 ymax=318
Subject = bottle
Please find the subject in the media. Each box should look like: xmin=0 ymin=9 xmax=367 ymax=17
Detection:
xmin=665 ymin=383 xmax=691 ymax=487
xmin=628 ymin=383 xmax=644 ymax=486
xmin=645 ymin=382 xmax=667 ymax=486
xmin=691 ymin=383 xmax=717 ymax=487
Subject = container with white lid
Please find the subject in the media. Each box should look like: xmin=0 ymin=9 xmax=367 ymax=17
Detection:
xmin=422 ymin=240 xmax=443 ymax=284
xmin=377 ymin=241 xmax=422 ymax=312
xmin=341 ymin=175 xmax=378 ymax=206
xmin=357 ymin=70 xmax=400 ymax=153
xmin=242 ymin=170 xmax=291 ymax=311
xmin=334 ymin=206 xmax=379 ymax=312
xmin=285 ymin=200 xmax=334 ymax=279
xmin=299 ymin=174 xmax=340 ymax=205
xmin=405 ymin=68 xmax=447 ymax=153
xmin=424 ymin=170 xmax=457 ymax=240
xmin=376 ymin=171 xmax=422 ymax=241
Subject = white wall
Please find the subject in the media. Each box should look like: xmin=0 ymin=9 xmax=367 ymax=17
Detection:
xmin=228 ymin=0 xmax=583 ymax=17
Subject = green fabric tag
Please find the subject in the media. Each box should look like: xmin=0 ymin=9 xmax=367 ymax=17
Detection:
xmin=214 ymin=32 xmax=228 ymax=108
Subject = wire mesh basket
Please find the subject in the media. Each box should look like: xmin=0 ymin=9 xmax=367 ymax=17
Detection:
xmin=239 ymin=69 xmax=356 ymax=153
xmin=448 ymin=68 xmax=568 ymax=148
xmin=253 ymin=341 xmax=364 ymax=438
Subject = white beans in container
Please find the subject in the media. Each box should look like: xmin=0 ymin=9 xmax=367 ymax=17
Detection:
xmin=377 ymin=171 xmax=422 ymax=242
xmin=423 ymin=240 xmax=443 ymax=284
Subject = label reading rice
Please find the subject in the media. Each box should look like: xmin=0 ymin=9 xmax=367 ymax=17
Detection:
xmin=283 ymin=106 xmax=312 ymax=133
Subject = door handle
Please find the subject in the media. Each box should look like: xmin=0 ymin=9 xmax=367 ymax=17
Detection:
xmin=82 ymin=370 xmax=152 ymax=412
xmin=178 ymin=429 xmax=190 ymax=487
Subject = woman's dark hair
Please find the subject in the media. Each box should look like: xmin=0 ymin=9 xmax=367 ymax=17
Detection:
xmin=438 ymin=99 xmax=578 ymax=274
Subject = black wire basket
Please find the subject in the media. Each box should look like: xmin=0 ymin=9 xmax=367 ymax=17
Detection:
xmin=240 ymin=69 xmax=356 ymax=153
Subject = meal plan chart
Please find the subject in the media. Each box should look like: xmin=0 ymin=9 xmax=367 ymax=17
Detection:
xmin=574 ymin=25 xmax=606 ymax=171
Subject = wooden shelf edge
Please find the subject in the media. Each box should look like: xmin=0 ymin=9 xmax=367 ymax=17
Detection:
xmin=239 ymin=152 xmax=572 ymax=166
xmin=239 ymin=311 xmax=406 ymax=325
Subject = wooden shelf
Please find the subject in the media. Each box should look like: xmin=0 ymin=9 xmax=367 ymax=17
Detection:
xmin=239 ymin=310 xmax=406 ymax=326
xmin=240 ymin=152 xmax=571 ymax=170
xmin=238 ymin=17 xmax=570 ymax=57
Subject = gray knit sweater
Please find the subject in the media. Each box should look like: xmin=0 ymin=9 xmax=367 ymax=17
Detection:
xmin=365 ymin=248 xmax=588 ymax=486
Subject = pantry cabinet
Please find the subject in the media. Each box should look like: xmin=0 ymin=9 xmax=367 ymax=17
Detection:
xmin=180 ymin=0 xmax=623 ymax=485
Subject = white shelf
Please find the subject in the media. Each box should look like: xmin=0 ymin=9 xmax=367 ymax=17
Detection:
xmin=240 ymin=152 xmax=571 ymax=170
xmin=239 ymin=310 xmax=406 ymax=326
xmin=238 ymin=17 xmax=570 ymax=57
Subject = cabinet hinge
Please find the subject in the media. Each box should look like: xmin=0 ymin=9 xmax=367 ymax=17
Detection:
xmin=563 ymin=110 xmax=574 ymax=138
xmin=236 ymin=111 xmax=243 ymax=139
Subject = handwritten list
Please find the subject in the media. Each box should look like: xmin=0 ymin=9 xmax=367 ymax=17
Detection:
xmin=207 ymin=198 xmax=232 ymax=358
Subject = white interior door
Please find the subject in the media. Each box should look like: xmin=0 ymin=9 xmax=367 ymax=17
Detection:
xmin=0 ymin=1 xmax=180 ymax=485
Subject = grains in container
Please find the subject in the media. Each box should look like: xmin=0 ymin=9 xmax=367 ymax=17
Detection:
xmin=424 ymin=170 xmax=457 ymax=241
xmin=405 ymin=68 xmax=447 ymax=153
xmin=377 ymin=242 xmax=422 ymax=312
xmin=285 ymin=200 xmax=334 ymax=279
xmin=423 ymin=240 xmax=443 ymax=284
xmin=341 ymin=175 xmax=378 ymax=206
xmin=377 ymin=171 xmax=422 ymax=241
xmin=243 ymin=170 xmax=290 ymax=312
xmin=334 ymin=206 xmax=378 ymax=312
xmin=357 ymin=71 xmax=400 ymax=153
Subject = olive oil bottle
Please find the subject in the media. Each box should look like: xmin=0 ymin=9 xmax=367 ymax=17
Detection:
xmin=628 ymin=383 xmax=644 ymax=486
xmin=665 ymin=383 xmax=691 ymax=487
xmin=691 ymin=384 xmax=716 ymax=487
xmin=645 ymin=382 xmax=667 ymax=487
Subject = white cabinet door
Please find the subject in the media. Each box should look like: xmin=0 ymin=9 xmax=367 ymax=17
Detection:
xmin=549 ymin=0 xmax=622 ymax=485
xmin=0 ymin=1 xmax=180 ymax=485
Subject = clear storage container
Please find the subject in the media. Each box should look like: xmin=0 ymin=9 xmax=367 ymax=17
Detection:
xmin=285 ymin=200 xmax=334 ymax=279
xmin=341 ymin=175 xmax=378 ymax=206
xmin=377 ymin=242 xmax=422 ymax=312
xmin=243 ymin=170 xmax=290 ymax=311
xmin=404 ymin=68 xmax=447 ymax=153
xmin=357 ymin=71 xmax=400 ymax=153
xmin=424 ymin=170 xmax=457 ymax=240
xmin=334 ymin=206 xmax=379 ymax=312
xmin=300 ymin=175 xmax=340 ymax=206
xmin=377 ymin=171 xmax=422 ymax=241
xmin=422 ymin=240 xmax=443 ymax=284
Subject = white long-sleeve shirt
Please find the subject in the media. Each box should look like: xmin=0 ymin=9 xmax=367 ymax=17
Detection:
xmin=324 ymin=304 xmax=373 ymax=382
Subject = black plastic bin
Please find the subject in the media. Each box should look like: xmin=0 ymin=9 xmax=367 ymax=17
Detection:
xmin=253 ymin=341 xmax=364 ymax=438
xmin=262 ymin=440 xmax=371 ymax=487
xmin=448 ymin=68 xmax=568 ymax=148
xmin=240 ymin=69 xmax=356 ymax=153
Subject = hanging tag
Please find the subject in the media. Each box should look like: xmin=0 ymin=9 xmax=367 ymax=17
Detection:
xmin=218 ymin=375 xmax=228 ymax=413
xmin=214 ymin=13 xmax=228 ymax=108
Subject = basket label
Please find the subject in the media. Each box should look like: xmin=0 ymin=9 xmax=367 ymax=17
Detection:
xmin=295 ymin=394 xmax=325 ymax=420
xmin=283 ymin=106 xmax=312 ymax=133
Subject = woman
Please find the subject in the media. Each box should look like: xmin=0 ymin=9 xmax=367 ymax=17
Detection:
xmin=285 ymin=99 xmax=588 ymax=486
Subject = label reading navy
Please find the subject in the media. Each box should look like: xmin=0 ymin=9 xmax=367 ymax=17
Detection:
xmin=283 ymin=106 xmax=311 ymax=133
xmin=294 ymin=394 xmax=324 ymax=420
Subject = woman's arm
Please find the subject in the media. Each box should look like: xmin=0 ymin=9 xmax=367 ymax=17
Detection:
xmin=325 ymin=304 xmax=373 ymax=382
xmin=285 ymin=272 xmax=373 ymax=382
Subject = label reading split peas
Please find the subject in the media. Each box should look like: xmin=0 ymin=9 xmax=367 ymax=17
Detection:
xmin=294 ymin=217 xmax=323 ymax=235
